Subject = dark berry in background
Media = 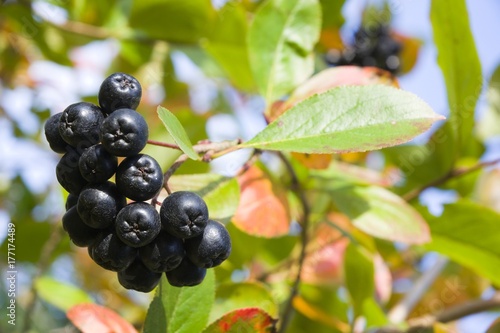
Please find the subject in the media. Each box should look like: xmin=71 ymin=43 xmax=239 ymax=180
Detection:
xmin=62 ymin=207 xmax=100 ymax=247
xmin=160 ymin=191 xmax=208 ymax=239
xmin=100 ymin=108 xmax=149 ymax=157
xmin=117 ymin=257 xmax=162 ymax=293
xmin=44 ymin=112 xmax=69 ymax=153
xmin=77 ymin=181 xmax=127 ymax=229
xmin=56 ymin=150 xmax=88 ymax=194
xmin=140 ymin=231 xmax=185 ymax=273
xmin=89 ymin=230 xmax=137 ymax=272
xmin=116 ymin=154 xmax=163 ymax=201
xmin=58 ymin=102 xmax=104 ymax=149
xmin=185 ymin=220 xmax=231 ymax=268
xmin=78 ymin=144 xmax=118 ymax=183
xmin=98 ymin=72 xmax=142 ymax=114
xmin=115 ymin=202 xmax=161 ymax=248
xmin=166 ymin=258 xmax=207 ymax=287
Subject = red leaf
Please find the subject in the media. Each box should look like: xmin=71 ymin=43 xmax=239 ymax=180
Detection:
xmin=233 ymin=166 xmax=290 ymax=237
xmin=67 ymin=303 xmax=138 ymax=333
xmin=204 ymin=308 xmax=276 ymax=333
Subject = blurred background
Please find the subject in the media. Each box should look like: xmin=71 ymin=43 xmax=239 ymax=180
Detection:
xmin=1 ymin=0 xmax=500 ymax=332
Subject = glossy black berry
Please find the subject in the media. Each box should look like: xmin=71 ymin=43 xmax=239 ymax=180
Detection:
xmin=184 ymin=220 xmax=231 ymax=268
xmin=160 ymin=191 xmax=208 ymax=239
xmin=115 ymin=202 xmax=161 ymax=247
xmin=58 ymin=102 xmax=104 ymax=148
xmin=44 ymin=112 xmax=69 ymax=153
xmin=78 ymin=144 xmax=118 ymax=183
xmin=165 ymin=257 xmax=206 ymax=287
xmin=116 ymin=154 xmax=163 ymax=201
xmin=56 ymin=150 xmax=88 ymax=194
xmin=88 ymin=230 xmax=137 ymax=272
xmin=65 ymin=193 xmax=79 ymax=211
xmin=100 ymin=108 xmax=148 ymax=157
xmin=77 ymin=182 xmax=127 ymax=229
xmin=117 ymin=257 xmax=161 ymax=293
xmin=98 ymin=73 xmax=142 ymax=114
xmin=139 ymin=232 xmax=185 ymax=273
xmin=62 ymin=207 xmax=100 ymax=247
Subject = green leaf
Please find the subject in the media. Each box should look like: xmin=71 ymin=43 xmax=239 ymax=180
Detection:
xmin=431 ymin=0 xmax=482 ymax=156
xmin=157 ymin=106 xmax=199 ymax=160
xmin=143 ymin=270 xmax=215 ymax=333
xmin=478 ymin=64 xmax=500 ymax=141
xmin=209 ymin=282 xmax=278 ymax=323
xmin=168 ymin=173 xmax=240 ymax=224
xmin=331 ymin=185 xmax=430 ymax=244
xmin=344 ymin=243 xmax=374 ymax=317
xmin=423 ymin=201 xmax=500 ymax=285
xmin=203 ymin=3 xmax=255 ymax=91
xmin=35 ymin=277 xmax=93 ymax=312
xmin=248 ymin=0 xmax=322 ymax=105
xmin=320 ymin=0 xmax=346 ymax=28
xmin=129 ymin=0 xmax=216 ymax=43
xmin=242 ymin=85 xmax=444 ymax=153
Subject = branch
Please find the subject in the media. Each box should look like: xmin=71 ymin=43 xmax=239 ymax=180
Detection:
xmin=403 ymin=158 xmax=500 ymax=201
xmin=276 ymin=152 xmax=311 ymax=333
xmin=388 ymin=256 xmax=449 ymax=324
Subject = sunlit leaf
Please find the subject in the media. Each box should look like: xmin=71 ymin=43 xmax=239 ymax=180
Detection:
xmin=248 ymin=0 xmax=322 ymax=105
xmin=242 ymin=85 xmax=444 ymax=154
xmin=67 ymin=303 xmax=138 ymax=333
xmin=477 ymin=64 xmax=500 ymax=141
xmin=203 ymin=308 xmax=276 ymax=333
xmin=232 ymin=166 xmax=290 ymax=237
xmin=157 ymin=106 xmax=199 ymax=160
xmin=35 ymin=277 xmax=93 ymax=312
xmin=344 ymin=243 xmax=374 ymax=316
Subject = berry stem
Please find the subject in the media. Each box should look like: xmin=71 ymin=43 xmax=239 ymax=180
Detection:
xmin=146 ymin=140 xmax=182 ymax=150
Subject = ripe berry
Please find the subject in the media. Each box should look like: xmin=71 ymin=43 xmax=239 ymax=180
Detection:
xmin=160 ymin=191 xmax=208 ymax=239
xmin=58 ymin=102 xmax=104 ymax=148
xmin=117 ymin=257 xmax=161 ymax=293
xmin=165 ymin=257 xmax=206 ymax=287
xmin=89 ymin=230 xmax=137 ymax=272
xmin=44 ymin=112 xmax=69 ymax=153
xmin=98 ymin=73 xmax=142 ymax=114
xmin=62 ymin=207 xmax=100 ymax=247
xmin=79 ymin=144 xmax=118 ymax=183
xmin=185 ymin=220 xmax=231 ymax=268
xmin=116 ymin=154 xmax=163 ymax=201
xmin=139 ymin=232 xmax=185 ymax=273
xmin=56 ymin=150 xmax=88 ymax=194
xmin=100 ymin=108 xmax=148 ymax=157
xmin=77 ymin=182 xmax=127 ymax=229
xmin=65 ymin=193 xmax=79 ymax=211
xmin=115 ymin=202 xmax=161 ymax=247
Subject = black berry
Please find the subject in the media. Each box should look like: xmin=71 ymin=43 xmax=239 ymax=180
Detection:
xmin=139 ymin=232 xmax=185 ymax=273
xmin=44 ymin=112 xmax=69 ymax=153
xmin=115 ymin=202 xmax=161 ymax=247
xmin=77 ymin=182 xmax=127 ymax=229
xmin=116 ymin=154 xmax=163 ymax=201
xmin=56 ymin=150 xmax=88 ymax=194
xmin=160 ymin=191 xmax=208 ymax=239
xmin=185 ymin=220 xmax=231 ymax=268
xmin=88 ymin=230 xmax=137 ymax=272
xmin=79 ymin=144 xmax=118 ymax=183
xmin=117 ymin=257 xmax=162 ymax=293
xmin=58 ymin=102 xmax=104 ymax=148
xmin=62 ymin=207 xmax=100 ymax=247
xmin=98 ymin=72 xmax=142 ymax=114
xmin=165 ymin=257 xmax=206 ymax=287
xmin=100 ymin=108 xmax=148 ymax=157
xmin=65 ymin=193 xmax=79 ymax=211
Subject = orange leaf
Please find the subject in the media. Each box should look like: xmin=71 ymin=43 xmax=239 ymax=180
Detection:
xmin=67 ymin=303 xmax=138 ymax=333
xmin=291 ymin=152 xmax=333 ymax=170
xmin=204 ymin=308 xmax=276 ymax=333
xmin=393 ymin=32 xmax=422 ymax=74
xmin=233 ymin=166 xmax=290 ymax=237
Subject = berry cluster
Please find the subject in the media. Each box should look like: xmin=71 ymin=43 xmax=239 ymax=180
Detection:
xmin=44 ymin=73 xmax=231 ymax=292
xmin=325 ymin=24 xmax=402 ymax=74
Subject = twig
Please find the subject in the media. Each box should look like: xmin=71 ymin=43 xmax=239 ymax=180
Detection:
xmin=236 ymin=149 xmax=262 ymax=176
xmin=403 ymin=158 xmax=500 ymax=201
xmin=276 ymin=152 xmax=311 ymax=333
xmin=147 ymin=139 xmax=242 ymax=157
xmin=435 ymin=292 xmax=500 ymax=323
xmin=22 ymin=223 xmax=65 ymax=332
xmin=146 ymin=140 xmax=182 ymax=150
xmin=387 ymin=256 xmax=449 ymax=324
